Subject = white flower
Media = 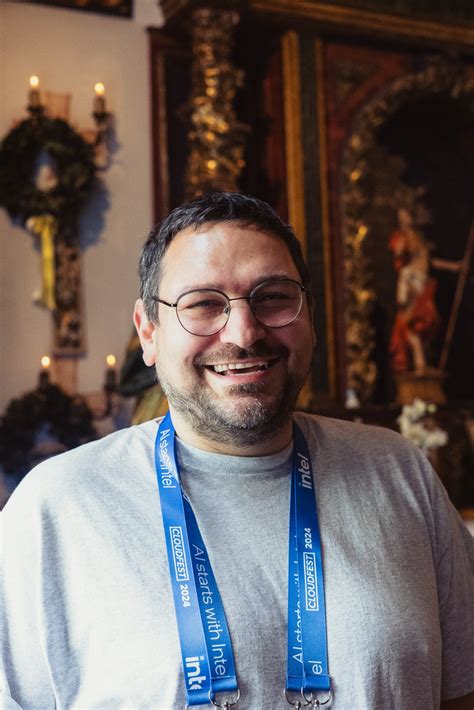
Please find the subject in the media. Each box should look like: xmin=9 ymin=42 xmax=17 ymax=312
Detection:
xmin=397 ymin=399 xmax=448 ymax=453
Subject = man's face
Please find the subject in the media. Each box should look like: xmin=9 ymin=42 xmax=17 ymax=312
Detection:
xmin=135 ymin=221 xmax=315 ymax=450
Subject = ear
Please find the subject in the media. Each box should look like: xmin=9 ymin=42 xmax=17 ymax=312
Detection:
xmin=133 ymin=299 xmax=157 ymax=367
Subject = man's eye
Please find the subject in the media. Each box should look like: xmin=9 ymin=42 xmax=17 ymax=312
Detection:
xmin=187 ymin=300 xmax=224 ymax=309
xmin=254 ymin=292 xmax=291 ymax=303
xmin=180 ymin=299 xmax=226 ymax=317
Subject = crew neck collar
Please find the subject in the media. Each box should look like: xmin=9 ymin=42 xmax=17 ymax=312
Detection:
xmin=175 ymin=435 xmax=293 ymax=476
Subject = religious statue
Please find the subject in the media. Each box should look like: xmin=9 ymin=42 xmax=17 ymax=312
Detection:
xmin=388 ymin=208 xmax=461 ymax=375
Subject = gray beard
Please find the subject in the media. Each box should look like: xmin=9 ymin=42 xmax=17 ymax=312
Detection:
xmin=155 ymin=368 xmax=303 ymax=448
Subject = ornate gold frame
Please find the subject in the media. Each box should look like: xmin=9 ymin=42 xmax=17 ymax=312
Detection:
xmin=315 ymin=37 xmax=337 ymax=401
xmin=281 ymin=31 xmax=307 ymax=253
xmin=162 ymin=1 xmax=474 ymax=50
xmin=280 ymin=31 xmax=338 ymax=405
xmin=281 ymin=31 xmax=314 ymax=408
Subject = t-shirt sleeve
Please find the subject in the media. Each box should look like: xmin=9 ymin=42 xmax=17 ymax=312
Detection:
xmin=421 ymin=451 xmax=474 ymax=700
xmin=1 ymin=471 xmax=57 ymax=709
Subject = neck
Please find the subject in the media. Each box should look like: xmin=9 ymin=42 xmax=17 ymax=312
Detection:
xmin=167 ymin=406 xmax=294 ymax=456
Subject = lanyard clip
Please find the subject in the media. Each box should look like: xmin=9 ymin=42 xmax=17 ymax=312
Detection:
xmin=302 ymin=689 xmax=332 ymax=707
xmin=285 ymin=689 xmax=310 ymax=707
xmin=210 ymin=688 xmax=241 ymax=708
xmin=285 ymin=688 xmax=332 ymax=708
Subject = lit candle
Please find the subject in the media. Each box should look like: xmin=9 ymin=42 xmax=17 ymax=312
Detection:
xmin=39 ymin=355 xmax=51 ymax=390
xmin=105 ymin=354 xmax=117 ymax=391
xmin=94 ymin=82 xmax=106 ymax=114
xmin=28 ymin=75 xmax=41 ymax=109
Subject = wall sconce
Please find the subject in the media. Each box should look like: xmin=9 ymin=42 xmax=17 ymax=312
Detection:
xmin=25 ymin=75 xmax=113 ymax=168
xmin=92 ymin=82 xmax=112 ymax=169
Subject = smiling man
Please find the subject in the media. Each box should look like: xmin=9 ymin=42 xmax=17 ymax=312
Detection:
xmin=2 ymin=192 xmax=474 ymax=710
xmin=135 ymin=217 xmax=314 ymax=454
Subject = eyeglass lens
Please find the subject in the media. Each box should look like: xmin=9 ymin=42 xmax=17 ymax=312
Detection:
xmin=176 ymin=280 xmax=303 ymax=335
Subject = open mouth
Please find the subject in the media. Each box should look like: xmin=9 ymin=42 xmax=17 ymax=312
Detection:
xmin=206 ymin=358 xmax=279 ymax=376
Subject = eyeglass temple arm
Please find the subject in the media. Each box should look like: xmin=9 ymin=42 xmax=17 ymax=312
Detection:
xmin=152 ymin=297 xmax=177 ymax=308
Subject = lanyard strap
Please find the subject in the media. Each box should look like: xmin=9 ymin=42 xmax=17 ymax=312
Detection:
xmin=156 ymin=413 xmax=238 ymax=707
xmin=287 ymin=424 xmax=330 ymax=696
xmin=155 ymin=413 xmax=330 ymax=707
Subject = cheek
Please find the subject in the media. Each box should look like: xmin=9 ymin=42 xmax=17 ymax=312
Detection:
xmin=156 ymin=329 xmax=207 ymax=374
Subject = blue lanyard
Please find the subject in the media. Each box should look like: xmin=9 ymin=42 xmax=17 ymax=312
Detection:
xmin=286 ymin=424 xmax=330 ymax=698
xmin=155 ymin=412 xmax=330 ymax=707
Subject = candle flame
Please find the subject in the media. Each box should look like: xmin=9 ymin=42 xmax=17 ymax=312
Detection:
xmin=41 ymin=355 xmax=51 ymax=369
xmin=106 ymin=354 xmax=116 ymax=367
xmin=95 ymin=82 xmax=105 ymax=96
xmin=30 ymin=75 xmax=40 ymax=88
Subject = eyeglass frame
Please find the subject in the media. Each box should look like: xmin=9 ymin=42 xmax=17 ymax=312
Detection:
xmin=151 ymin=278 xmax=307 ymax=337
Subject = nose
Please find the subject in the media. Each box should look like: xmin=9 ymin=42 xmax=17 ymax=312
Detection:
xmin=218 ymin=300 xmax=267 ymax=348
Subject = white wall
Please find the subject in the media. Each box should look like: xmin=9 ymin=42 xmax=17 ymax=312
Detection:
xmin=0 ymin=0 xmax=162 ymax=411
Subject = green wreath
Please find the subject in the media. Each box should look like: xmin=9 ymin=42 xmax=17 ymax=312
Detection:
xmin=0 ymin=116 xmax=96 ymax=224
xmin=0 ymin=382 xmax=97 ymax=479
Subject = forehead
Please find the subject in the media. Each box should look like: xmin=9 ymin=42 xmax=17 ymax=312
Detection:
xmin=160 ymin=221 xmax=299 ymax=294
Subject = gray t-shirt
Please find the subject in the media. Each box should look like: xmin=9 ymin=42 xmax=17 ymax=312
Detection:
xmin=2 ymin=413 xmax=474 ymax=709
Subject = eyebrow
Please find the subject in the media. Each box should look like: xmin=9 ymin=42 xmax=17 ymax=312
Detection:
xmin=173 ymin=271 xmax=297 ymax=295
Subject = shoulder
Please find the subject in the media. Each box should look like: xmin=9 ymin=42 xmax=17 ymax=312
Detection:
xmin=294 ymin=412 xmax=474 ymax=565
xmin=293 ymin=411 xmax=436 ymax=511
xmin=294 ymin=411 xmax=415 ymax=463
xmin=2 ymin=420 xmax=159 ymax=519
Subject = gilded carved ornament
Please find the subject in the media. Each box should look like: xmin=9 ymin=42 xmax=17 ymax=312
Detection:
xmin=183 ymin=7 xmax=248 ymax=198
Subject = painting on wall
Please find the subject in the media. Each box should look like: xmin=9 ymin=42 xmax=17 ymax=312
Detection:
xmin=21 ymin=0 xmax=132 ymax=18
xmin=321 ymin=42 xmax=474 ymax=408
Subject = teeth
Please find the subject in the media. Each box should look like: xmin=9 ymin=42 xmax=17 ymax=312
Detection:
xmin=212 ymin=360 xmax=269 ymax=373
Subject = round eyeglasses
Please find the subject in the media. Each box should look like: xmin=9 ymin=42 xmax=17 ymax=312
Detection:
xmin=152 ymin=278 xmax=306 ymax=337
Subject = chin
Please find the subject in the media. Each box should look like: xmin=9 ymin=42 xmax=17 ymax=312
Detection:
xmin=164 ymin=378 xmax=302 ymax=447
xmin=217 ymin=396 xmax=276 ymax=429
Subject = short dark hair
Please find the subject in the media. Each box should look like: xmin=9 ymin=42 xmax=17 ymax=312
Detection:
xmin=139 ymin=191 xmax=312 ymax=320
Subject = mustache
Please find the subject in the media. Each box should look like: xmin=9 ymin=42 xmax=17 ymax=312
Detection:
xmin=194 ymin=342 xmax=289 ymax=366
